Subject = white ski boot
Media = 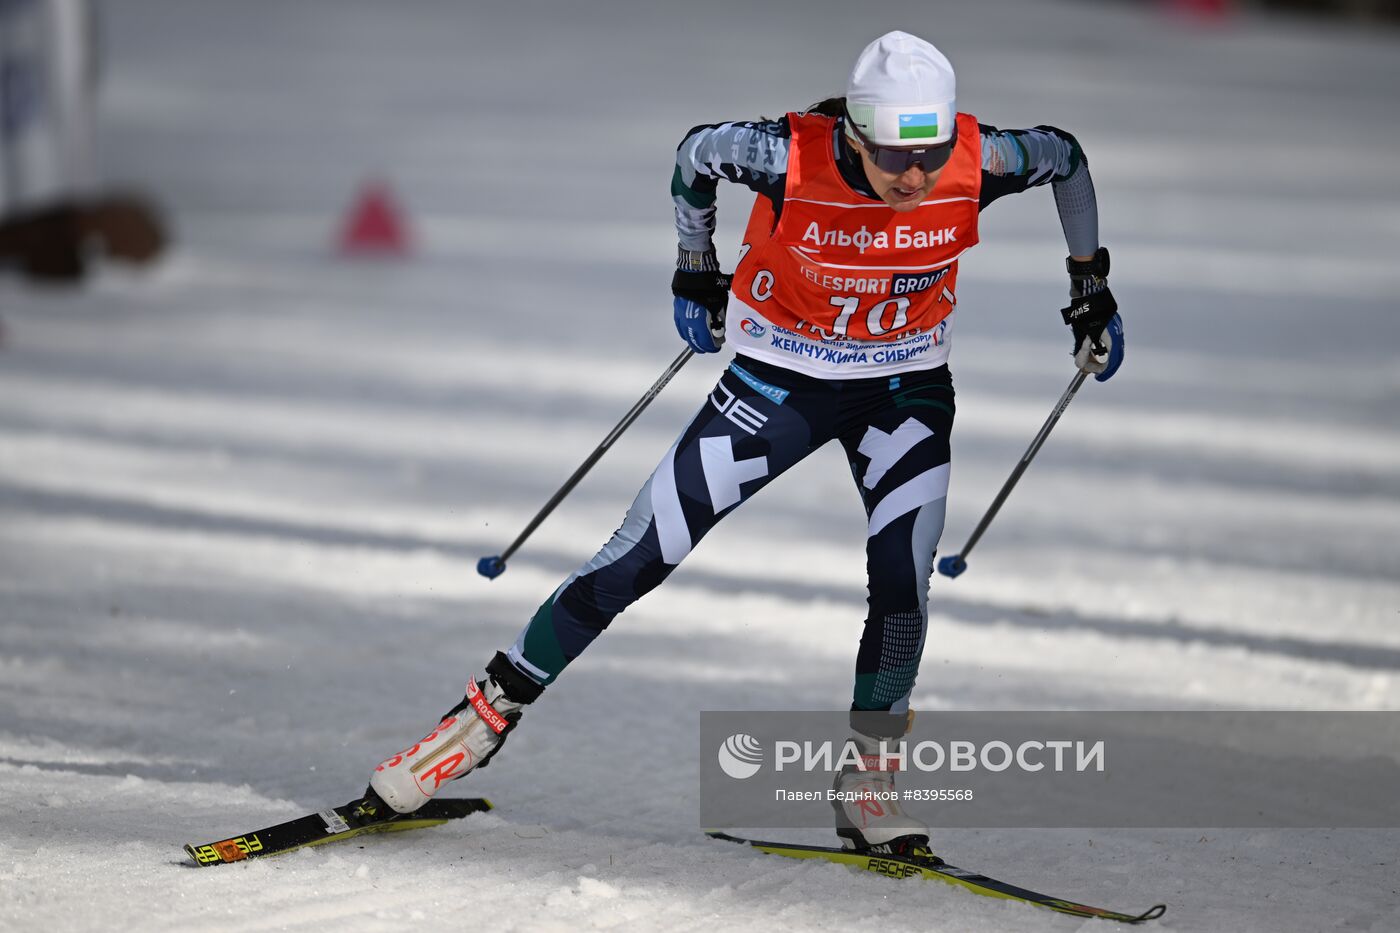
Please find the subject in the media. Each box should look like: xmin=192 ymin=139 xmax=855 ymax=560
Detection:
xmin=369 ymin=652 xmax=541 ymax=814
xmin=832 ymin=724 xmax=929 ymax=853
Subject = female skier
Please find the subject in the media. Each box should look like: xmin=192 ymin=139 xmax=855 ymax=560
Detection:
xmin=368 ymin=30 xmax=1123 ymax=854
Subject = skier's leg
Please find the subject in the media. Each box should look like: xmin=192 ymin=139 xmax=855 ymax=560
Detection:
xmin=843 ymin=368 xmax=954 ymax=713
xmin=371 ymin=359 xmax=832 ymax=811
xmin=506 ymin=358 xmax=829 ymax=687
xmin=831 ymin=367 xmax=955 ymax=849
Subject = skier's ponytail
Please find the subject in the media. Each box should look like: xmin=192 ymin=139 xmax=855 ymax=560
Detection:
xmin=804 ymin=96 xmax=846 ymax=118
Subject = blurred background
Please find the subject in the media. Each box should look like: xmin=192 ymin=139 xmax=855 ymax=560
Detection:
xmin=1 ymin=1 xmax=1398 ymax=931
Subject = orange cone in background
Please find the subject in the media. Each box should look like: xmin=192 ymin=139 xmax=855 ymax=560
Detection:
xmin=337 ymin=180 xmax=410 ymax=257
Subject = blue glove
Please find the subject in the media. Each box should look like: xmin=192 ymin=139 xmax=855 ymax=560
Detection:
xmin=1090 ymin=312 xmax=1125 ymax=382
xmin=673 ymin=296 xmax=725 ymax=353
xmin=1061 ymin=247 xmax=1124 ymax=383
xmin=672 ymin=248 xmax=730 ymax=354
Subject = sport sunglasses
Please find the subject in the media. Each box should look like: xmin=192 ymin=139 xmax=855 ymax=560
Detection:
xmin=844 ymin=114 xmax=957 ymax=174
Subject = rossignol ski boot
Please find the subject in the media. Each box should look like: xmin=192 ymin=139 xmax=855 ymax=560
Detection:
xmin=831 ymin=713 xmax=929 ymax=854
xmin=369 ymin=652 xmax=542 ymax=814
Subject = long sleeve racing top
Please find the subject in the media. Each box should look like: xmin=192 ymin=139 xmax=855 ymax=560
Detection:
xmin=672 ymin=113 xmax=1099 ymax=266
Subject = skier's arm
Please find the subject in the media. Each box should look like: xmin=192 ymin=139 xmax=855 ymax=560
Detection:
xmin=672 ymin=118 xmax=791 ymax=264
xmin=978 ymin=124 xmax=1098 ymax=260
xmin=671 ymin=118 xmax=792 ymax=352
xmin=979 ymin=125 xmax=1122 ymax=381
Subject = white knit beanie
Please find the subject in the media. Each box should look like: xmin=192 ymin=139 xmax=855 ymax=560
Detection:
xmin=845 ymin=31 xmax=956 ymax=147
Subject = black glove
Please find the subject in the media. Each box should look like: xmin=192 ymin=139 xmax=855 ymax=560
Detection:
xmin=672 ymin=248 xmax=731 ymax=353
xmin=1060 ymin=247 xmax=1123 ymax=379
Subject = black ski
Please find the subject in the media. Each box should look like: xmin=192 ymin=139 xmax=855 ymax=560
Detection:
xmin=708 ymin=831 xmax=1165 ymax=924
xmin=185 ymin=792 xmax=492 ymax=867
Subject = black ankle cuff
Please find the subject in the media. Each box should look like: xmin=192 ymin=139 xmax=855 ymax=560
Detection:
xmin=849 ymin=707 xmax=909 ymax=740
xmin=487 ymin=651 xmax=545 ymax=704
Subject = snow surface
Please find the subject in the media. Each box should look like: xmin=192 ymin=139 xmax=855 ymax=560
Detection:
xmin=2 ymin=1 xmax=1398 ymax=930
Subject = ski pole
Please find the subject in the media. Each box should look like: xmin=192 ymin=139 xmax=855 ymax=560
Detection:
xmin=477 ymin=348 xmax=696 ymax=579
xmin=937 ymin=369 xmax=1088 ymax=578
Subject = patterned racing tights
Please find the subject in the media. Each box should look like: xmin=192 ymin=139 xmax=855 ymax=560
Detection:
xmin=504 ymin=355 xmax=955 ymax=714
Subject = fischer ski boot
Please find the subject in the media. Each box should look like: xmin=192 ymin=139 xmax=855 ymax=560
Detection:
xmin=831 ymin=714 xmax=929 ymax=854
xmin=369 ymin=652 xmax=542 ymax=814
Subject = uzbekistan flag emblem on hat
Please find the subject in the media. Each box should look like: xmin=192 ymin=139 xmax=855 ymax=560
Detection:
xmin=898 ymin=112 xmax=940 ymax=140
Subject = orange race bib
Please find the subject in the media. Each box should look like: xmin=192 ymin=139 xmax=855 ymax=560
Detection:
xmin=729 ymin=111 xmax=982 ymax=377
